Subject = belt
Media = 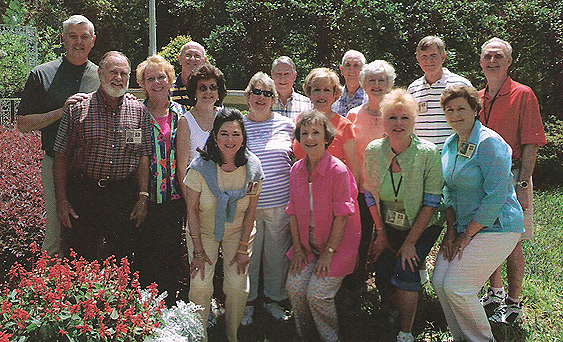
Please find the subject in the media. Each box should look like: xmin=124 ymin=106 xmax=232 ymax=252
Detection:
xmin=69 ymin=172 xmax=134 ymax=189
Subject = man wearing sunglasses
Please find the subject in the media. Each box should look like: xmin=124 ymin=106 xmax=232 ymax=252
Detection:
xmin=171 ymin=41 xmax=207 ymax=107
xmin=271 ymin=56 xmax=312 ymax=121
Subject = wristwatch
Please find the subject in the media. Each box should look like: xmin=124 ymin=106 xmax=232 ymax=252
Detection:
xmin=517 ymin=180 xmax=529 ymax=189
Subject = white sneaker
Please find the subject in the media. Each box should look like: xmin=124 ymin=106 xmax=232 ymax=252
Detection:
xmin=397 ymin=331 xmax=414 ymax=342
xmin=240 ymin=305 xmax=254 ymax=326
xmin=263 ymin=302 xmax=290 ymax=321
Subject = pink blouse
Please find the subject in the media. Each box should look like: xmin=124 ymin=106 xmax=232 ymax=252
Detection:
xmin=285 ymin=151 xmax=361 ymax=277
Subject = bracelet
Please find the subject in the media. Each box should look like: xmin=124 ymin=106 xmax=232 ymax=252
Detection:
xmin=239 ymin=240 xmax=249 ymax=247
xmin=193 ymin=252 xmax=205 ymax=260
xmin=237 ymin=249 xmax=250 ymax=255
xmin=138 ymin=191 xmax=149 ymax=198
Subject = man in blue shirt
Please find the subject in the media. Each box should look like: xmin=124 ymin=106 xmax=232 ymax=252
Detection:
xmin=331 ymin=50 xmax=368 ymax=116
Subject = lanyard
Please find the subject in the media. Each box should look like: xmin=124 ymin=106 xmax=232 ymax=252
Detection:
xmin=483 ymin=87 xmax=500 ymax=126
xmin=389 ymin=166 xmax=403 ymax=205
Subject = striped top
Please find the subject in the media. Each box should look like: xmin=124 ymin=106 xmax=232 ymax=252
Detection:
xmin=244 ymin=113 xmax=295 ymax=209
xmin=407 ymin=68 xmax=472 ymax=150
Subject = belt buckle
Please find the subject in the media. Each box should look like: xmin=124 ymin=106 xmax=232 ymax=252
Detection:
xmin=97 ymin=177 xmax=109 ymax=188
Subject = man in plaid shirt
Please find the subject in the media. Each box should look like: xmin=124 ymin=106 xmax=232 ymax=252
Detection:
xmin=53 ymin=51 xmax=151 ymax=262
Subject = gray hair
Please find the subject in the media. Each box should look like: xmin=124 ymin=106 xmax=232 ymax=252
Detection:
xmin=63 ymin=15 xmax=95 ymax=36
xmin=99 ymin=51 xmax=131 ymax=71
xmin=244 ymin=71 xmax=278 ymax=104
xmin=359 ymin=60 xmax=396 ymax=87
xmin=341 ymin=50 xmax=366 ymax=66
xmin=271 ymin=56 xmax=296 ymax=74
xmin=416 ymin=36 xmax=445 ymax=56
xmin=481 ymin=37 xmax=513 ymax=59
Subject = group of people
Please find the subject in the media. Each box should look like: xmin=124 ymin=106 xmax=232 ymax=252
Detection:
xmin=17 ymin=14 xmax=546 ymax=342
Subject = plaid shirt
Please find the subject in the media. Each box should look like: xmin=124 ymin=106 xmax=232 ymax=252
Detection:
xmin=54 ymin=90 xmax=152 ymax=180
xmin=331 ymin=85 xmax=368 ymax=117
xmin=271 ymin=90 xmax=312 ymax=121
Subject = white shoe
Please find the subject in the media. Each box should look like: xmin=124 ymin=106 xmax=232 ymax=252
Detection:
xmin=263 ymin=302 xmax=290 ymax=321
xmin=397 ymin=331 xmax=414 ymax=342
xmin=240 ymin=305 xmax=254 ymax=326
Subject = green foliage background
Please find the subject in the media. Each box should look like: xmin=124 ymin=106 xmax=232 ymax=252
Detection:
xmin=1 ymin=0 xmax=562 ymax=184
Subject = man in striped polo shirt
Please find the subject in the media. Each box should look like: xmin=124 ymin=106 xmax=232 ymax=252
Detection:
xmin=407 ymin=36 xmax=472 ymax=151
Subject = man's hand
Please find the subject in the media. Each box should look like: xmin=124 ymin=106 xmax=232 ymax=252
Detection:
xmin=57 ymin=199 xmax=78 ymax=228
xmin=130 ymin=197 xmax=148 ymax=227
xmin=63 ymin=93 xmax=90 ymax=111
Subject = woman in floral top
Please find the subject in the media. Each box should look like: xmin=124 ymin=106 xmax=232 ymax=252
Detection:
xmin=135 ymin=55 xmax=186 ymax=306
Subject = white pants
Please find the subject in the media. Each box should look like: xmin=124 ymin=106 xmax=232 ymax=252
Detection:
xmin=432 ymin=232 xmax=521 ymax=342
xmin=247 ymin=205 xmax=291 ymax=302
xmin=42 ymin=154 xmax=61 ymax=256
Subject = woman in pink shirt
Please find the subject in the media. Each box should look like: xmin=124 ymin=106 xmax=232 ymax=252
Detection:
xmin=285 ymin=110 xmax=361 ymax=341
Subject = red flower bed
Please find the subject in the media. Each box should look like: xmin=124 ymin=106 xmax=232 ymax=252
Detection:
xmin=0 ymin=125 xmax=45 ymax=281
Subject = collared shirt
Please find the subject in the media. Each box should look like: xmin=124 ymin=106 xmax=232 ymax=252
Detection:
xmin=17 ymin=57 xmax=99 ymax=156
xmin=285 ymin=151 xmax=361 ymax=277
xmin=170 ymin=75 xmax=192 ymax=108
xmin=479 ymin=77 xmax=546 ymax=161
xmin=271 ymin=90 xmax=313 ymax=121
xmin=293 ymin=114 xmax=355 ymax=163
xmin=442 ymin=121 xmax=524 ymax=234
xmin=407 ymin=68 xmax=472 ymax=150
xmin=147 ymin=100 xmax=184 ymax=203
xmin=331 ymin=85 xmax=368 ymax=117
xmin=54 ymin=90 xmax=152 ymax=180
xmin=244 ymin=113 xmax=295 ymax=209
xmin=363 ymin=135 xmax=443 ymax=227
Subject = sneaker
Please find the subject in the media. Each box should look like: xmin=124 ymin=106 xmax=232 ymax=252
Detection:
xmin=263 ymin=302 xmax=290 ymax=321
xmin=490 ymin=300 xmax=524 ymax=324
xmin=397 ymin=331 xmax=414 ymax=342
xmin=480 ymin=288 xmax=505 ymax=309
xmin=240 ymin=305 xmax=254 ymax=326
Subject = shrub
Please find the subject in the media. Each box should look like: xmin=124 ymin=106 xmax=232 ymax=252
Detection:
xmin=159 ymin=35 xmax=216 ymax=77
xmin=534 ymin=116 xmax=563 ymax=188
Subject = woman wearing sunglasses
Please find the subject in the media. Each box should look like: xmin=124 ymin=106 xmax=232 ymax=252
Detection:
xmin=240 ymin=72 xmax=295 ymax=325
xmin=177 ymin=64 xmax=227 ymax=200
xmin=293 ymin=68 xmax=360 ymax=183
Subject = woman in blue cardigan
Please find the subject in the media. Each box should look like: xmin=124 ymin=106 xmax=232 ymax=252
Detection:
xmin=432 ymin=84 xmax=523 ymax=342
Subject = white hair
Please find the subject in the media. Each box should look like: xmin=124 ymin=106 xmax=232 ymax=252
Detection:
xmin=359 ymin=60 xmax=396 ymax=87
xmin=341 ymin=50 xmax=366 ymax=65
xmin=271 ymin=56 xmax=296 ymax=74
xmin=481 ymin=37 xmax=513 ymax=59
xmin=63 ymin=15 xmax=95 ymax=36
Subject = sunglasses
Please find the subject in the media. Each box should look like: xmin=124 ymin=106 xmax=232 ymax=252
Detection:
xmin=198 ymin=84 xmax=218 ymax=92
xmin=251 ymin=88 xmax=274 ymax=97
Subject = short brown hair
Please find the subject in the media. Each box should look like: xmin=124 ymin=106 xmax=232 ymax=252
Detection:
xmin=440 ymin=84 xmax=482 ymax=114
xmin=186 ymin=64 xmax=227 ymax=106
xmin=416 ymin=36 xmax=446 ymax=56
xmin=294 ymin=109 xmax=336 ymax=149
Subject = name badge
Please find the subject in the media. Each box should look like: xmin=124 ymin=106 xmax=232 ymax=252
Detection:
xmin=246 ymin=181 xmax=259 ymax=195
xmin=419 ymin=101 xmax=428 ymax=113
xmin=125 ymin=129 xmax=142 ymax=144
xmin=385 ymin=209 xmax=406 ymax=227
xmin=458 ymin=142 xmax=476 ymax=158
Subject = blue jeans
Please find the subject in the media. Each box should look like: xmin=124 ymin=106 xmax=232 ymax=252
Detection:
xmin=375 ymin=224 xmax=443 ymax=298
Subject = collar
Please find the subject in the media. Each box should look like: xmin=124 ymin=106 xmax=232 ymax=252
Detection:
xmin=422 ymin=68 xmax=448 ymax=85
xmin=96 ymin=88 xmax=125 ymax=110
xmin=485 ymin=77 xmax=513 ymax=98
xmin=297 ymin=150 xmax=332 ymax=177
xmin=341 ymin=84 xmax=365 ymax=100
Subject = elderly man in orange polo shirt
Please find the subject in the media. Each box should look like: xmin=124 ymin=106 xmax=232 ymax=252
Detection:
xmin=478 ymin=37 xmax=546 ymax=324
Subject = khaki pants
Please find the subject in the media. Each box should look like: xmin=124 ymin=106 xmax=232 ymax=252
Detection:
xmin=188 ymin=224 xmax=255 ymax=342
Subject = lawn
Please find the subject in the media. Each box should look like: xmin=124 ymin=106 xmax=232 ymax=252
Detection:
xmin=1 ymin=125 xmax=562 ymax=341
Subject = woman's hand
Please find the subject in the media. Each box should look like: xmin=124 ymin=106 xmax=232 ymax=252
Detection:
xmin=440 ymin=229 xmax=456 ymax=261
xmin=190 ymin=249 xmax=212 ymax=280
xmin=229 ymin=251 xmax=251 ymax=275
xmin=368 ymin=230 xmax=392 ymax=264
xmin=449 ymin=231 xmax=472 ymax=261
xmin=289 ymin=245 xmax=307 ymax=275
xmin=397 ymin=242 xmax=418 ymax=273
xmin=314 ymin=249 xmax=334 ymax=277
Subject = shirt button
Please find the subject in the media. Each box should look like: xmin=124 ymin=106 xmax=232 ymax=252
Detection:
xmin=112 ymin=144 xmax=115 ymax=148
xmin=109 ymin=160 xmax=113 ymax=164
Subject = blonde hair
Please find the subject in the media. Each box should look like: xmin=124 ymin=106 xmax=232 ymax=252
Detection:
xmin=302 ymin=68 xmax=343 ymax=99
xmin=380 ymin=88 xmax=418 ymax=119
xmin=136 ymin=55 xmax=175 ymax=95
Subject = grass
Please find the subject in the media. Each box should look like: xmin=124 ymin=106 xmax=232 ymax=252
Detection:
xmin=206 ymin=188 xmax=563 ymax=341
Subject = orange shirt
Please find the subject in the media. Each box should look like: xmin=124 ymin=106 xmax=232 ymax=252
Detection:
xmin=293 ymin=114 xmax=356 ymax=165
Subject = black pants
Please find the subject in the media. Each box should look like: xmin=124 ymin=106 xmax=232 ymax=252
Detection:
xmin=63 ymin=172 xmax=137 ymax=264
xmin=136 ymin=199 xmax=186 ymax=306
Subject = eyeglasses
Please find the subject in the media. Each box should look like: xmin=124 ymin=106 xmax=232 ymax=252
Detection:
xmin=198 ymin=84 xmax=218 ymax=92
xmin=145 ymin=75 xmax=168 ymax=83
xmin=251 ymin=88 xmax=274 ymax=97
xmin=185 ymin=53 xmax=203 ymax=60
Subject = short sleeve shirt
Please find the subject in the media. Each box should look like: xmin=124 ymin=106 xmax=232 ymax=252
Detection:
xmin=271 ymin=90 xmax=313 ymax=121
xmin=331 ymin=85 xmax=368 ymax=117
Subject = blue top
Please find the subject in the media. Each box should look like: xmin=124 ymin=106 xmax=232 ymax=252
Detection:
xmin=441 ymin=120 xmax=524 ymax=234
